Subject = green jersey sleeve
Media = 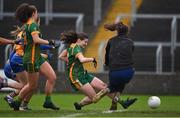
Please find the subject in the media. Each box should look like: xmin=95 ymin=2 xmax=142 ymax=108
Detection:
xmin=73 ymin=45 xmax=82 ymax=57
xmin=29 ymin=23 xmax=40 ymax=35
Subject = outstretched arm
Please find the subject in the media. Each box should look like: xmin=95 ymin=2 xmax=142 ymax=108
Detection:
xmin=0 ymin=37 xmax=14 ymax=45
xmin=59 ymin=49 xmax=68 ymax=63
xmin=32 ymin=34 xmax=49 ymax=45
xmin=76 ymin=53 xmax=94 ymax=63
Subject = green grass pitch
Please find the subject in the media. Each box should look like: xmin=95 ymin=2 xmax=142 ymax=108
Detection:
xmin=0 ymin=93 xmax=180 ymax=117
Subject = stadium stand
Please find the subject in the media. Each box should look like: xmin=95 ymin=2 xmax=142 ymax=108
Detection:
xmin=129 ymin=0 xmax=180 ymax=72
xmin=84 ymin=0 xmax=142 ymax=72
xmin=0 ymin=0 xmax=180 ymax=94
xmin=84 ymin=0 xmax=180 ymax=73
xmin=0 ymin=0 xmax=112 ymax=69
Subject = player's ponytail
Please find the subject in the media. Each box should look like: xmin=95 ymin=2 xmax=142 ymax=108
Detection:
xmin=104 ymin=22 xmax=129 ymax=35
xmin=60 ymin=31 xmax=77 ymax=44
xmin=10 ymin=25 xmax=25 ymax=37
xmin=104 ymin=23 xmax=116 ymax=31
xmin=15 ymin=3 xmax=37 ymax=23
xmin=115 ymin=22 xmax=129 ymax=35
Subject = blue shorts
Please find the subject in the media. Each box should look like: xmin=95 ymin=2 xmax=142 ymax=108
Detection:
xmin=108 ymin=67 xmax=135 ymax=93
xmin=4 ymin=62 xmax=16 ymax=79
xmin=10 ymin=54 xmax=25 ymax=73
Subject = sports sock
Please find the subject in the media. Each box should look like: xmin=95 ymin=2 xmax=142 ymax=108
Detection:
xmin=45 ymin=96 xmax=51 ymax=103
xmin=9 ymin=91 xmax=18 ymax=98
xmin=16 ymin=97 xmax=22 ymax=102
xmin=20 ymin=101 xmax=29 ymax=107
xmin=92 ymin=88 xmax=110 ymax=103
xmin=1 ymin=78 xmax=8 ymax=87
xmin=113 ymin=96 xmax=120 ymax=102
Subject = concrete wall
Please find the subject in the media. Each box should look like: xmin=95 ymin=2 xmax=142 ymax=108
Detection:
xmin=38 ymin=72 xmax=180 ymax=95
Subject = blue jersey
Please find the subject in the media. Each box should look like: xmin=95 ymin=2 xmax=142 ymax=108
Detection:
xmin=4 ymin=61 xmax=16 ymax=79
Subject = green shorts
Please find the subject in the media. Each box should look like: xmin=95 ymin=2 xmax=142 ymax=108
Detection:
xmin=69 ymin=72 xmax=94 ymax=91
xmin=23 ymin=56 xmax=46 ymax=73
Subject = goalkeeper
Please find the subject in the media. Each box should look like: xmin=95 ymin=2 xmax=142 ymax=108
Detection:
xmin=104 ymin=21 xmax=137 ymax=110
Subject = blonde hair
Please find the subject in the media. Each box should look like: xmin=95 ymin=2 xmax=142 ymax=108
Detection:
xmin=10 ymin=25 xmax=25 ymax=37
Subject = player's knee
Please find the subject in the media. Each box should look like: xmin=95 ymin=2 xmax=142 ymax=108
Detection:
xmin=48 ymin=74 xmax=57 ymax=82
xmin=100 ymin=83 xmax=108 ymax=89
xmin=28 ymin=86 xmax=35 ymax=91
xmin=49 ymin=77 xmax=56 ymax=84
xmin=19 ymin=83 xmax=25 ymax=89
xmin=103 ymin=83 xmax=108 ymax=88
xmin=28 ymin=83 xmax=38 ymax=91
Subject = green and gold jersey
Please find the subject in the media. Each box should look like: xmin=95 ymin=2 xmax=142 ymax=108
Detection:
xmin=67 ymin=44 xmax=85 ymax=79
xmin=67 ymin=44 xmax=94 ymax=90
xmin=23 ymin=19 xmax=41 ymax=64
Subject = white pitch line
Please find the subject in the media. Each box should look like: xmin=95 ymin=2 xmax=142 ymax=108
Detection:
xmin=102 ymin=109 xmax=128 ymax=114
xmin=60 ymin=112 xmax=97 ymax=118
xmin=60 ymin=110 xmax=127 ymax=118
xmin=60 ymin=113 xmax=84 ymax=118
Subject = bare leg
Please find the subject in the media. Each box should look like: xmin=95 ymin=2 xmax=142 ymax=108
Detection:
xmin=90 ymin=77 xmax=116 ymax=100
xmin=78 ymin=83 xmax=97 ymax=106
xmin=18 ymin=72 xmax=39 ymax=100
xmin=91 ymin=78 xmax=137 ymax=109
xmin=109 ymin=92 xmax=119 ymax=110
xmin=40 ymin=61 xmax=56 ymax=96
xmin=40 ymin=61 xmax=59 ymax=110
xmin=5 ymin=71 xmax=30 ymax=100
xmin=0 ymin=76 xmax=23 ymax=90
xmin=10 ymin=72 xmax=39 ymax=110
xmin=74 ymin=83 xmax=97 ymax=110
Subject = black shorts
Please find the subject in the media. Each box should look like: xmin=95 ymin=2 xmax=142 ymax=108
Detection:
xmin=108 ymin=67 xmax=134 ymax=93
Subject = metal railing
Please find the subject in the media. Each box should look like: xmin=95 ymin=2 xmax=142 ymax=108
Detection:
xmin=98 ymin=41 xmax=180 ymax=74
xmin=116 ymin=14 xmax=180 ymax=73
xmin=45 ymin=0 xmax=53 ymax=25
xmin=0 ymin=0 xmax=101 ymax=26
xmin=4 ymin=41 xmax=180 ymax=74
xmin=0 ymin=0 xmax=84 ymax=33
xmin=171 ymin=16 xmax=177 ymax=73
xmin=131 ymin=0 xmax=137 ymax=25
xmin=4 ymin=44 xmax=12 ymax=63
xmin=57 ymin=43 xmax=66 ymax=72
xmin=0 ymin=12 xmax=84 ymax=33
xmin=94 ymin=0 xmax=102 ymax=26
xmin=0 ymin=0 xmax=3 ymax=20
xmin=156 ymin=44 xmax=163 ymax=74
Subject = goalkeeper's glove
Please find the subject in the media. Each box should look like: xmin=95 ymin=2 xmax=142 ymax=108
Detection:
xmin=92 ymin=58 xmax=97 ymax=68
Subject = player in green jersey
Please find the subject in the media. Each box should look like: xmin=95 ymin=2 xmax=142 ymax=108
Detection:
xmin=10 ymin=3 xmax=59 ymax=110
xmin=59 ymin=31 xmax=129 ymax=110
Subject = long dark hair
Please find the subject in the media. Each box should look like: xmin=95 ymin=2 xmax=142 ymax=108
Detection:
xmin=104 ymin=21 xmax=129 ymax=35
xmin=10 ymin=25 xmax=25 ymax=37
xmin=15 ymin=3 xmax=37 ymax=23
xmin=77 ymin=32 xmax=88 ymax=40
xmin=60 ymin=31 xmax=78 ymax=44
xmin=10 ymin=16 xmax=40 ymax=37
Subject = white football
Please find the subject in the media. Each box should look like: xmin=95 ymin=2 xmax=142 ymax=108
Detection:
xmin=148 ymin=96 xmax=161 ymax=109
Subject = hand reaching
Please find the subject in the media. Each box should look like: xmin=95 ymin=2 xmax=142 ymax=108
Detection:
xmin=14 ymin=38 xmax=23 ymax=44
xmin=92 ymin=58 xmax=97 ymax=68
xmin=48 ymin=40 xmax=55 ymax=47
xmin=52 ymin=43 xmax=60 ymax=49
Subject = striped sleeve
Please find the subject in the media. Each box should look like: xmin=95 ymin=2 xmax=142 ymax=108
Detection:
xmin=29 ymin=23 xmax=40 ymax=35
